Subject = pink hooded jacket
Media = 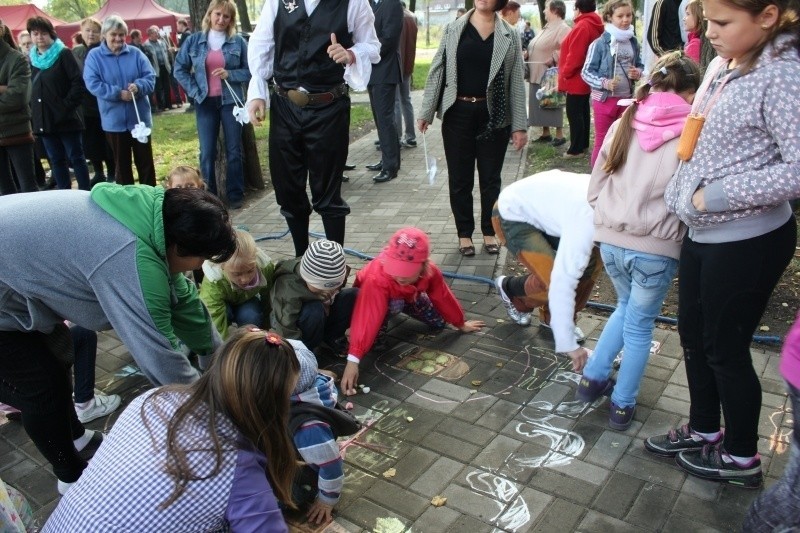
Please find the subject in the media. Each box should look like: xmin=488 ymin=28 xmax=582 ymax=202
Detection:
xmin=588 ymin=91 xmax=691 ymax=259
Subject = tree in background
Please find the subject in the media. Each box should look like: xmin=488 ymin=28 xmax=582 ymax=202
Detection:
xmin=45 ymin=0 xmax=103 ymax=21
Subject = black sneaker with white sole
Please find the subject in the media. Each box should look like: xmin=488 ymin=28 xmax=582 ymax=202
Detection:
xmin=675 ymin=443 xmax=763 ymax=488
xmin=644 ymin=423 xmax=721 ymax=457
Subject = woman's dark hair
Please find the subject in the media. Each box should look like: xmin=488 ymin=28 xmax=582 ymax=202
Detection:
xmin=494 ymin=0 xmax=511 ymax=12
xmin=549 ymin=0 xmax=568 ymax=19
xmin=717 ymin=0 xmax=800 ymax=73
xmin=142 ymin=328 xmax=301 ymax=509
xmin=603 ymin=52 xmax=701 ymax=173
xmin=130 ymin=29 xmax=142 ymax=39
xmin=501 ymin=0 xmax=521 ymax=14
xmin=72 ymin=31 xmax=84 ymax=46
xmin=575 ymin=0 xmax=597 ymax=13
xmin=162 ymin=188 xmax=237 ymax=262
xmin=26 ymin=16 xmax=58 ymax=40
xmin=1 ymin=25 xmax=15 ymax=48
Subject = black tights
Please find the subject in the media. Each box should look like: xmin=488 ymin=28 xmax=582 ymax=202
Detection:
xmin=0 ymin=329 xmax=87 ymax=482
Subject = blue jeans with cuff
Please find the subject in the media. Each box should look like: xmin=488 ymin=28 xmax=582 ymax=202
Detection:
xmin=582 ymin=243 xmax=678 ymax=408
xmin=226 ymin=298 xmax=264 ymax=330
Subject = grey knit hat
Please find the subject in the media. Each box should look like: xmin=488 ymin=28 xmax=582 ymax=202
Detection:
xmin=299 ymin=240 xmax=347 ymax=290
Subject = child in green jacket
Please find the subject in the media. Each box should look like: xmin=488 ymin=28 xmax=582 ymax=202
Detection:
xmin=200 ymin=229 xmax=275 ymax=339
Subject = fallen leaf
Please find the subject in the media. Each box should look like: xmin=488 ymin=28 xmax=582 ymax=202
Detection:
xmin=496 ymin=318 xmax=505 ymax=323
xmin=495 ymin=362 xmax=503 ymax=368
xmin=471 ymin=380 xmax=482 ymax=386
xmin=406 ymin=416 xmax=414 ymax=423
xmin=759 ymin=325 xmax=770 ymax=332
xmin=383 ymin=468 xmax=397 ymax=478
xmin=431 ymin=496 xmax=447 ymax=507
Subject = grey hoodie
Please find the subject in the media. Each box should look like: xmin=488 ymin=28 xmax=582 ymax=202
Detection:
xmin=665 ymin=36 xmax=800 ymax=243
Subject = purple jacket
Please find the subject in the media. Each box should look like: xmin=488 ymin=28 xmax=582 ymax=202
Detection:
xmin=781 ymin=311 xmax=800 ymax=390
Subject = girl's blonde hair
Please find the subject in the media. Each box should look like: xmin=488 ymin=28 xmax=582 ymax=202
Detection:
xmin=142 ymin=328 xmax=300 ymax=509
xmin=715 ymin=0 xmax=800 ymax=74
xmin=165 ymin=165 xmax=204 ymax=189
xmin=603 ymin=52 xmax=701 ymax=173
xmin=225 ymin=229 xmax=257 ymax=268
xmin=202 ymin=0 xmax=238 ymax=37
xmin=602 ymin=0 xmax=633 ymax=21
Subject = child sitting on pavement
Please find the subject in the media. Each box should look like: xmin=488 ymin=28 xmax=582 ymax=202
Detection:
xmin=288 ymin=339 xmax=359 ymax=526
xmin=200 ymin=229 xmax=275 ymax=339
xmin=271 ymin=240 xmax=358 ymax=355
xmin=342 ymin=227 xmax=485 ymax=395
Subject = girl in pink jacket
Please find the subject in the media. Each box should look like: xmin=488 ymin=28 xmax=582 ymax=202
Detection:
xmin=743 ymin=311 xmax=800 ymax=531
xmin=341 ymin=227 xmax=484 ymax=394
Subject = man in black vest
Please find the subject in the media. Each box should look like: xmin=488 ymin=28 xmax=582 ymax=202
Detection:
xmin=246 ymin=0 xmax=380 ymax=257
xmin=365 ymin=0 xmax=404 ymax=183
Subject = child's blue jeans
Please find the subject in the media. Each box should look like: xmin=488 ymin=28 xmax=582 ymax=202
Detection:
xmin=582 ymin=243 xmax=678 ymax=408
xmin=226 ymin=298 xmax=264 ymax=330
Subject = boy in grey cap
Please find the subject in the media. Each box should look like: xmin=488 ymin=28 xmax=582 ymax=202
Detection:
xmin=270 ymin=240 xmax=358 ymax=354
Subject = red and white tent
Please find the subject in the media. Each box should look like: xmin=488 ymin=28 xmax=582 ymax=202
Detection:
xmin=0 ymin=4 xmax=66 ymax=41
xmin=55 ymin=0 xmax=188 ymax=44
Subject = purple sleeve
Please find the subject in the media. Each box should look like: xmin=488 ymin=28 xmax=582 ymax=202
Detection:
xmin=225 ymin=446 xmax=288 ymax=533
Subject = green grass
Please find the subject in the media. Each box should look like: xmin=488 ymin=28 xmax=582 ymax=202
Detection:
xmin=525 ymin=123 xmax=594 ymax=175
xmin=150 ymin=102 xmax=374 ymax=181
xmin=411 ymin=59 xmax=432 ymax=91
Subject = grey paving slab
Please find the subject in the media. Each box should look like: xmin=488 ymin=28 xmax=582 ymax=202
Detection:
xmin=409 ymin=456 xmax=466 ymax=498
xmin=1 ymin=88 xmax=794 ymax=533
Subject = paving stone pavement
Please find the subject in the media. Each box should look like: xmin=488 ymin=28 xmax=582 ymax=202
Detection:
xmin=2 ymin=90 xmax=793 ymax=532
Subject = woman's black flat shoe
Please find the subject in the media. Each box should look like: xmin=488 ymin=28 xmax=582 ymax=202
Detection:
xmin=459 ymin=245 xmax=476 ymax=257
xmin=551 ymin=138 xmax=567 ymax=147
xmin=533 ymin=135 xmax=553 ymax=143
xmin=484 ymin=243 xmax=501 ymax=255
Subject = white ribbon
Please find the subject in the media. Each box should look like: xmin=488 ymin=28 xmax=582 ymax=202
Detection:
xmin=130 ymin=94 xmax=151 ymax=144
xmin=224 ymin=79 xmax=250 ymax=125
xmin=422 ymin=131 xmax=437 ymax=185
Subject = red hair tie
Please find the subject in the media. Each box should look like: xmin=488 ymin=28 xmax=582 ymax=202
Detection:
xmin=265 ymin=332 xmax=283 ymax=346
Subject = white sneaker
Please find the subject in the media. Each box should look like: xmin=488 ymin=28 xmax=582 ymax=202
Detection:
xmin=539 ymin=322 xmax=586 ymax=344
xmin=75 ymin=393 xmax=121 ymax=424
xmin=495 ymin=276 xmax=531 ymax=326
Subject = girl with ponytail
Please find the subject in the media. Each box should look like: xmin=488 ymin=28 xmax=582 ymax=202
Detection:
xmin=580 ymin=52 xmax=700 ymax=432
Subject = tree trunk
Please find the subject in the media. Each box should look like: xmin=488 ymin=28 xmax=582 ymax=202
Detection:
xmin=409 ymin=0 xmax=416 ymax=11
xmin=187 ymin=0 xmax=264 ymax=203
xmin=235 ymin=0 xmax=253 ymax=32
xmin=537 ymin=0 xmax=546 ymax=27
xmin=188 ymin=0 xmax=212 ymax=35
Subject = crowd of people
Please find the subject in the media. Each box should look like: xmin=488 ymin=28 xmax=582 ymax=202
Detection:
xmin=0 ymin=0 xmax=799 ymax=530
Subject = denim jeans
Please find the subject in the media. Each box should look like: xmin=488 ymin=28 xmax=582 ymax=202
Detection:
xmin=40 ymin=131 xmax=90 ymax=190
xmin=196 ymin=96 xmax=244 ymax=204
xmin=742 ymin=382 xmax=800 ymax=532
xmin=225 ymin=297 xmax=264 ymax=330
xmin=297 ymin=288 xmax=358 ymax=351
xmin=583 ymin=244 xmax=678 ymax=408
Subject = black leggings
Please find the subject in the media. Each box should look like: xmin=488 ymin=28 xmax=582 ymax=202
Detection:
xmin=0 ymin=329 xmax=87 ymax=482
xmin=678 ymin=216 xmax=796 ymax=456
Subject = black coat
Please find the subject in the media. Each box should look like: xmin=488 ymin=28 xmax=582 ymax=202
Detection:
xmin=30 ymin=47 xmax=86 ymax=135
xmin=368 ymin=0 xmax=404 ymax=86
xmin=0 ymin=39 xmax=32 ymax=139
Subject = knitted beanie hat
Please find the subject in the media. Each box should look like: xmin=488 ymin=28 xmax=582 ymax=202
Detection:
xmin=299 ymin=240 xmax=347 ymax=290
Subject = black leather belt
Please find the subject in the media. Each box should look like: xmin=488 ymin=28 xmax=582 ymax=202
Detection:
xmin=457 ymin=96 xmax=487 ymax=102
xmin=274 ymin=84 xmax=349 ymax=108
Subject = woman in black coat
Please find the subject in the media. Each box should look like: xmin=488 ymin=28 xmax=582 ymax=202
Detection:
xmin=0 ymin=21 xmax=38 ymax=194
xmin=27 ymin=16 xmax=90 ymax=190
